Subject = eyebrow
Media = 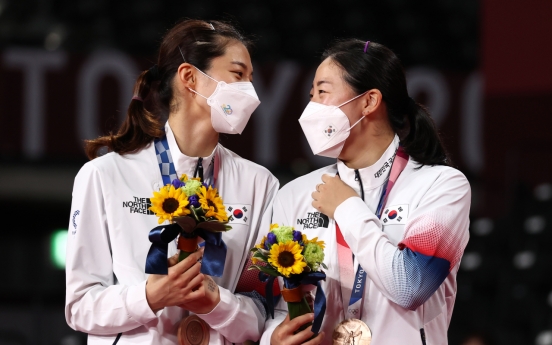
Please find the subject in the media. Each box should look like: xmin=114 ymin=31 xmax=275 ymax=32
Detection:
xmin=231 ymin=61 xmax=253 ymax=75
xmin=315 ymin=80 xmax=332 ymax=87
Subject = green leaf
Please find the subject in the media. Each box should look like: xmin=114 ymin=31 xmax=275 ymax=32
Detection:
xmin=253 ymin=251 xmax=268 ymax=262
xmin=172 ymin=216 xmax=196 ymax=234
xmin=320 ymin=262 xmax=328 ymax=269
xmin=248 ymin=264 xmax=280 ymax=277
xmin=196 ymin=221 xmax=228 ymax=232
xmin=257 ymin=248 xmax=270 ymax=256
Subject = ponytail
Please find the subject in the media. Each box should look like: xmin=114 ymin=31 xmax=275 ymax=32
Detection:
xmin=322 ymin=39 xmax=451 ymax=167
xmin=401 ymin=98 xmax=449 ymax=166
xmin=85 ymin=68 xmax=163 ymax=159
xmin=84 ymin=19 xmax=252 ymax=160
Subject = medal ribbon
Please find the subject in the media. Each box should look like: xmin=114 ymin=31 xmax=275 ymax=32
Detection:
xmin=154 ymin=135 xmax=218 ymax=187
xmin=336 ymin=146 xmax=409 ymax=320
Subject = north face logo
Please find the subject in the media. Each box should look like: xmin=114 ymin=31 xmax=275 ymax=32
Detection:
xmin=123 ymin=197 xmax=155 ymax=215
xmin=297 ymin=212 xmax=329 ymax=229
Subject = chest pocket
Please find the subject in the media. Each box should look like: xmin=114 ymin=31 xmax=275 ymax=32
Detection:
xmin=381 ymin=204 xmax=410 ymax=246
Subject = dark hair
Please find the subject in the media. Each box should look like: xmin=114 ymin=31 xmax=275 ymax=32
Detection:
xmin=85 ymin=19 xmax=252 ymax=159
xmin=322 ymin=39 xmax=450 ymax=167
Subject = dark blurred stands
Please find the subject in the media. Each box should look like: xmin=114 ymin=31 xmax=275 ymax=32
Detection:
xmin=451 ymin=183 xmax=552 ymax=344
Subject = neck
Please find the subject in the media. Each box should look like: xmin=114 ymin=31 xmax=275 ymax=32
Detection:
xmin=168 ymin=108 xmax=219 ymax=158
xmin=341 ymin=121 xmax=395 ymax=170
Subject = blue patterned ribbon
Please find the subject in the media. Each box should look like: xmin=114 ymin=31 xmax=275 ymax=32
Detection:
xmin=154 ymin=136 xmax=178 ymax=185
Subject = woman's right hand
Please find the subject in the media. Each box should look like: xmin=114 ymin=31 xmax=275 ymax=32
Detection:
xmin=145 ymin=248 xmax=206 ymax=313
xmin=271 ymin=313 xmax=325 ymax=345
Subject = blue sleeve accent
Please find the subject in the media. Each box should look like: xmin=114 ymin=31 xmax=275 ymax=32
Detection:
xmin=392 ymin=248 xmax=450 ymax=310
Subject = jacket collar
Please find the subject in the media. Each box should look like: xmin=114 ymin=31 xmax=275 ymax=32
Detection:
xmin=165 ymin=122 xmax=216 ymax=179
xmin=336 ymin=134 xmax=399 ymax=191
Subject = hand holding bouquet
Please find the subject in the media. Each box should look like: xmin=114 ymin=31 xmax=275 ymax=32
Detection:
xmin=249 ymin=224 xmax=327 ymax=333
xmin=145 ymin=174 xmax=231 ymax=277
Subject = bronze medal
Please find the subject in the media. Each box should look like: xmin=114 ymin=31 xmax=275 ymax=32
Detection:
xmin=332 ymin=319 xmax=372 ymax=345
xmin=178 ymin=314 xmax=209 ymax=345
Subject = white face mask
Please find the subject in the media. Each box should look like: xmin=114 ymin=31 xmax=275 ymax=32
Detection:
xmin=298 ymin=92 xmax=368 ymax=158
xmin=188 ymin=67 xmax=260 ymax=134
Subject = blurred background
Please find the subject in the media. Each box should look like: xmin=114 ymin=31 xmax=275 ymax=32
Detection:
xmin=0 ymin=0 xmax=551 ymax=344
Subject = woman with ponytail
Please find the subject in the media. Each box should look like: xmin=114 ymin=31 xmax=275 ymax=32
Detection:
xmin=65 ymin=19 xmax=279 ymax=345
xmin=261 ymin=40 xmax=470 ymax=345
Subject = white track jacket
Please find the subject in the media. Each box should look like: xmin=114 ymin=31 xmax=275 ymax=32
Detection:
xmin=261 ymin=136 xmax=470 ymax=345
xmin=66 ymin=123 xmax=279 ymax=344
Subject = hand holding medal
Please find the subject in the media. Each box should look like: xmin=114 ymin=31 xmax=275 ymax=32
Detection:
xmin=249 ymin=224 xmax=328 ymax=343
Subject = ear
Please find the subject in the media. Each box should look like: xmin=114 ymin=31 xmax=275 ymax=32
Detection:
xmin=361 ymin=89 xmax=383 ymax=117
xmin=176 ymin=63 xmax=197 ymax=90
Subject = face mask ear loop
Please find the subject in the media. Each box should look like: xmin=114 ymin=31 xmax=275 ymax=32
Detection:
xmin=346 ymin=115 xmax=365 ymax=132
xmin=187 ymin=87 xmax=208 ymax=100
xmin=337 ymin=90 xmax=370 ymax=108
xmin=193 ymin=65 xmax=219 ymax=84
xmin=187 ymin=66 xmax=220 ymax=99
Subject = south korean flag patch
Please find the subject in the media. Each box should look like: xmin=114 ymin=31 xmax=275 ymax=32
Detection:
xmin=227 ymin=204 xmax=251 ymax=225
xmin=381 ymin=204 xmax=409 ymax=225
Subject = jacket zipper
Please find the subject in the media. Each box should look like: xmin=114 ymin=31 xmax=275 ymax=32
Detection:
xmin=112 ymin=333 xmax=122 ymax=345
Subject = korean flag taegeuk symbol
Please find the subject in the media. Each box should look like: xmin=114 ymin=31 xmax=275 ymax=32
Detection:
xmin=381 ymin=204 xmax=409 ymax=225
xmin=324 ymin=124 xmax=337 ymax=138
xmin=226 ymin=204 xmax=251 ymax=225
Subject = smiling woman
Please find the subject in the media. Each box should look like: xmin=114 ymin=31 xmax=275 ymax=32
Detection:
xmin=261 ymin=39 xmax=470 ymax=345
xmin=85 ymin=19 xmax=254 ymax=159
xmin=65 ymin=19 xmax=279 ymax=345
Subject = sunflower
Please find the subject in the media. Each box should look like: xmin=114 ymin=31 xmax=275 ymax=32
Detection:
xmin=149 ymin=185 xmax=190 ymax=224
xmin=255 ymin=236 xmax=267 ymax=249
xmin=268 ymin=241 xmax=307 ymax=277
xmin=302 ymin=234 xmax=326 ymax=250
xmin=198 ymin=186 xmax=228 ymax=222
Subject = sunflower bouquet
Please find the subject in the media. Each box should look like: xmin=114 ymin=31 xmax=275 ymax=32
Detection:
xmin=249 ymin=224 xmax=327 ymax=333
xmin=145 ymin=174 xmax=231 ymax=277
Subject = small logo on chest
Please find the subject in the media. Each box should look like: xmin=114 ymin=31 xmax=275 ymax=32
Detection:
xmin=123 ymin=197 xmax=155 ymax=215
xmin=227 ymin=204 xmax=251 ymax=224
xmin=381 ymin=204 xmax=409 ymax=225
xmin=297 ymin=212 xmax=329 ymax=229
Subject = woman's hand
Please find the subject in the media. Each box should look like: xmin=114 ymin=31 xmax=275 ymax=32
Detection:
xmin=311 ymin=174 xmax=358 ymax=219
xmin=271 ymin=314 xmax=325 ymax=345
xmin=145 ymin=247 xmax=220 ymax=314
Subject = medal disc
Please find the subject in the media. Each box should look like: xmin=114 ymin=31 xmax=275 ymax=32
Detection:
xmin=178 ymin=314 xmax=210 ymax=345
xmin=332 ymin=319 xmax=371 ymax=345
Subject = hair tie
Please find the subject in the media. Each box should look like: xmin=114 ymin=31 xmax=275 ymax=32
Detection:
xmin=132 ymin=96 xmax=143 ymax=102
xmin=364 ymin=41 xmax=371 ymax=53
xmin=209 ymin=23 xmax=215 ymax=30
xmin=148 ymin=64 xmax=160 ymax=80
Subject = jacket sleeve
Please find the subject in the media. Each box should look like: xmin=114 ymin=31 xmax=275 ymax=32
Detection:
xmin=65 ymin=163 xmax=159 ymax=335
xmin=334 ymin=168 xmax=471 ymax=310
xmin=259 ymin=192 xmax=289 ymax=345
xmin=197 ymin=175 xmax=280 ymax=343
